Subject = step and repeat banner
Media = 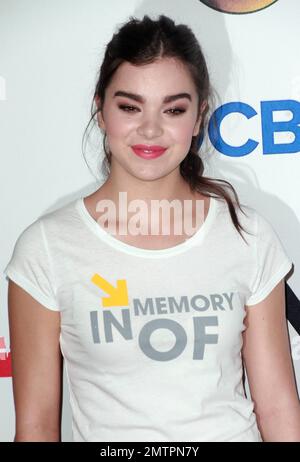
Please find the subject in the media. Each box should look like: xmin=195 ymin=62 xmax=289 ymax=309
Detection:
xmin=1 ymin=0 xmax=299 ymax=442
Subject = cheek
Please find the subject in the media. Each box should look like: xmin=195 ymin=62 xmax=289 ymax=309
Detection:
xmin=169 ymin=118 xmax=196 ymax=145
xmin=104 ymin=111 xmax=135 ymax=140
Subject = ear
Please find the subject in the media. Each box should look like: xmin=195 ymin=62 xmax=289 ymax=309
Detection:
xmin=193 ymin=115 xmax=202 ymax=137
xmin=94 ymin=95 xmax=106 ymax=131
xmin=193 ymin=100 xmax=207 ymax=137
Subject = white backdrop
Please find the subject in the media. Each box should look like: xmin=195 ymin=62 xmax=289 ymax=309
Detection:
xmin=1 ymin=0 xmax=299 ymax=442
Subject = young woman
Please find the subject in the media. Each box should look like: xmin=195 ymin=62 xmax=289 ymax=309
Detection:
xmin=5 ymin=14 xmax=300 ymax=442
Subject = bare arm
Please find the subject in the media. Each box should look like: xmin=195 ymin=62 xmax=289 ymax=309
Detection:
xmin=242 ymin=279 xmax=300 ymax=442
xmin=7 ymin=280 xmax=63 ymax=442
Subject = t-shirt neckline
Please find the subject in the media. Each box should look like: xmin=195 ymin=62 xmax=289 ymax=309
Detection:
xmin=75 ymin=194 xmax=218 ymax=258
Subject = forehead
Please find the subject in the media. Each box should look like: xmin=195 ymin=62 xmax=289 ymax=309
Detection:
xmin=106 ymin=58 xmax=196 ymax=95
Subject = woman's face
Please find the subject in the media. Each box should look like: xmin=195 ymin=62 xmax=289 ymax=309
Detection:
xmin=96 ymin=57 xmax=205 ymax=182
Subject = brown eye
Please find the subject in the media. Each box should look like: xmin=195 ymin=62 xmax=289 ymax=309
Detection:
xmin=166 ymin=108 xmax=186 ymax=116
xmin=118 ymin=104 xmax=139 ymax=112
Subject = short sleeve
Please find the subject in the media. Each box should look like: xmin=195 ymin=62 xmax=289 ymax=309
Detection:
xmin=3 ymin=219 xmax=59 ymax=311
xmin=245 ymin=212 xmax=293 ymax=306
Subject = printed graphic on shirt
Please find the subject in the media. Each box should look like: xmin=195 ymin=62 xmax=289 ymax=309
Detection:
xmin=88 ymin=273 xmax=240 ymax=362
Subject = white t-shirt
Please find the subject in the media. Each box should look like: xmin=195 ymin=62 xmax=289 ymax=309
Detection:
xmin=3 ymin=195 xmax=293 ymax=442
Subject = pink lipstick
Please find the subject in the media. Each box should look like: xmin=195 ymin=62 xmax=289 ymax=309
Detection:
xmin=131 ymin=144 xmax=167 ymax=159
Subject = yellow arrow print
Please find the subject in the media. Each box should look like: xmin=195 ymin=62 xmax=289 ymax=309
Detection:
xmin=91 ymin=273 xmax=129 ymax=307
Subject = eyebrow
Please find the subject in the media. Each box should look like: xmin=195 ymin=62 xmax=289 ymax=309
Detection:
xmin=113 ymin=90 xmax=192 ymax=104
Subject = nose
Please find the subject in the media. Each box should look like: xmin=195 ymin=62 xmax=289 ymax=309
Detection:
xmin=136 ymin=113 xmax=163 ymax=139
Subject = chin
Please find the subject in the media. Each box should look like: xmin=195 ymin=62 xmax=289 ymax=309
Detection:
xmin=129 ymin=166 xmax=172 ymax=182
xmin=133 ymin=171 xmax=167 ymax=182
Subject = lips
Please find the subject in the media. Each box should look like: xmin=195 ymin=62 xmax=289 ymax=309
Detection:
xmin=131 ymin=144 xmax=167 ymax=159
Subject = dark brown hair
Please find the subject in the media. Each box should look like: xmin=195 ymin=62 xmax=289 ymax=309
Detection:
xmin=82 ymin=14 xmax=252 ymax=243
